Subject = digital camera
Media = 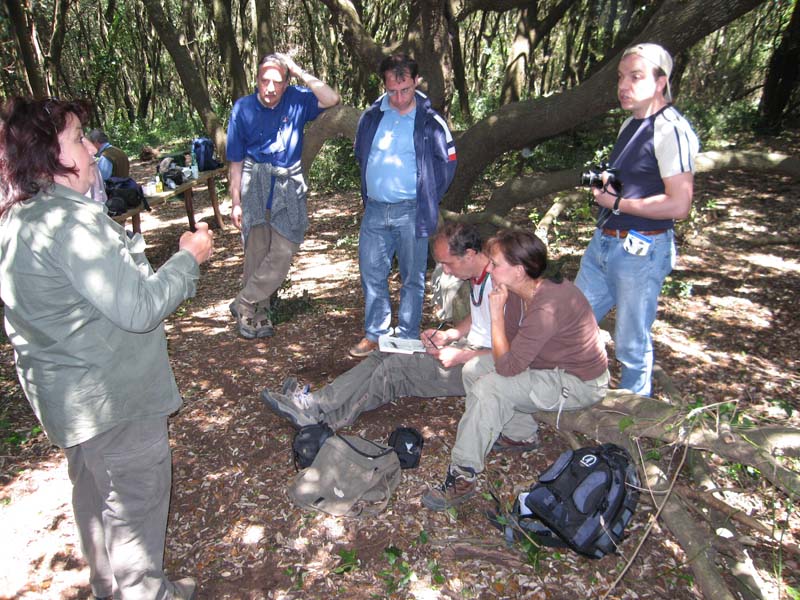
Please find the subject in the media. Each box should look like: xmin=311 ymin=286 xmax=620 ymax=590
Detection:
xmin=581 ymin=162 xmax=622 ymax=194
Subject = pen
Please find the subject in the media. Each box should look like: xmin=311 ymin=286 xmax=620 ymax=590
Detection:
xmin=427 ymin=322 xmax=446 ymax=349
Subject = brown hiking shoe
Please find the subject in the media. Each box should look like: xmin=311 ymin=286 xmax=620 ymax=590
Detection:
xmin=349 ymin=337 xmax=378 ymax=358
xmin=422 ymin=465 xmax=477 ymax=511
xmin=491 ymin=433 xmax=539 ymax=453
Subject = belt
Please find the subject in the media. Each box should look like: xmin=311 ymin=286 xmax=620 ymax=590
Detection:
xmin=601 ymin=228 xmax=668 ymax=238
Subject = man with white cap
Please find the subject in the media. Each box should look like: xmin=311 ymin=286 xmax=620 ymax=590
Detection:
xmin=575 ymin=43 xmax=700 ymax=397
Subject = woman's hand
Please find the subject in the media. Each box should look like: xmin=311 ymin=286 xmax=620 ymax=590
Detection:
xmin=488 ymin=282 xmax=508 ymax=319
xmin=179 ymin=222 xmax=214 ymax=264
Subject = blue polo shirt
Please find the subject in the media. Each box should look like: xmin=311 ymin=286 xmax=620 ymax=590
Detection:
xmin=365 ymin=96 xmax=417 ymax=203
xmin=226 ymin=86 xmax=322 ymax=168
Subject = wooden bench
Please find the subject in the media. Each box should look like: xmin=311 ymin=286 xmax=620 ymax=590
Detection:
xmin=112 ymin=166 xmax=227 ymax=233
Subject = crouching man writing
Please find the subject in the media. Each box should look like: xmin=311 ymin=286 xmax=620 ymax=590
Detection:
xmin=261 ymin=222 xmax=498 ymax=430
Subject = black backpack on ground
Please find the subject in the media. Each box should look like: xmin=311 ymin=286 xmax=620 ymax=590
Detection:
xmin=105 ymin=177 xmax=148 ymax=216
xmin=502 ymin=443 xmax=639 ymax=559
xmin=387 ymin=426 xmax=424 ymax=469
xmin=292 ymin=423 xmax=334 ymax=469
xmin=192 ymin=137 xmax=222 ymax=172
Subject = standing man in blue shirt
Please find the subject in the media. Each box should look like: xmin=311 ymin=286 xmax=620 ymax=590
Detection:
xmin=575 ymin=43 xmax=700 ymax=396
xmin=227 ymin=53 xmax=340 ymax=339
xmin=350 ymin=53 xmax=457 ymax=358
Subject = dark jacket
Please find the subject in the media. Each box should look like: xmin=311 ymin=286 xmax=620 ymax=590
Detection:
xmin=354 ymin=91 xmax=457 ymax=238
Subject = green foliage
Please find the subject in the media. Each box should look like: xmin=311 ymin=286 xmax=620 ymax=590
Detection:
xmin=0 ymin=418 xmax=42 ymax=448
xmin=268 ymin=288 xmax=317 ymax=326
xmin=679 ymin=99 xmax=763 ymax=145
xmin=334 ymin=234 xmax=359 ymax=249
xmin=662 ymin=276 xmax=694 ymax=299
xmin=308 ymin=138 xmax=361 ymax=193
xmin=332 ymin=548 xmax=360 ymax=575
xmin=771 ymin=397 xmax=794 ymax=418
xmin=283 ymin=566 xmax=306 ymax=589
xmin=379 ymin=546 xmax=415 ymax=593
xmin=103 ymin=112 xmax=202 ymax=157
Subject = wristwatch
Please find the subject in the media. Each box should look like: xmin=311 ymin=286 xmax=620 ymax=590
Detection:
xmin=611 ymin=194 xmax=622 ymax=215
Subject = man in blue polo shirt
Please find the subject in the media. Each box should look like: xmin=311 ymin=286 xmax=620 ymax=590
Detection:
xmin=350 ymin=53 xmax=457 ymax=358
xmin=227 ymin=53 xmax=340 ymax=339
xmin=575 ymin=43 xmax=700 ymax=396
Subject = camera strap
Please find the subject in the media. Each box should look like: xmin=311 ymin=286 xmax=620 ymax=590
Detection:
xmin=595 ymin=117 xmax=651 ymax=228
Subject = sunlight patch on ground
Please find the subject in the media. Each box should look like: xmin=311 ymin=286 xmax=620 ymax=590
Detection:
xmin=657 ymin=329 xmax=715 ymax=363
xmin=708 ymin=295 xmax=772 ymax=329
xmin=139 ymin=202 xmax=218 ymax=235
xmin=408 ymin=578 xmax=443 ymax=599
xmin=745 ymin=252 xmax=800 ymax=274
xmin=321 ymin=516 xmax=345 ymax=539
xmin=289 ymin=255 xmax=359 ymax=296
xmin=0 ymin=459 xmax=87 ymax=598
xmin=192 ymin=410 xmax=234 ymax=433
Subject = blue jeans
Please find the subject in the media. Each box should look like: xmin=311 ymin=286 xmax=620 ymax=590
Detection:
xmin=359 ymin=199 xmax=428 ymax=341
xmin=575 ymin=229 xmax=675 ymax=396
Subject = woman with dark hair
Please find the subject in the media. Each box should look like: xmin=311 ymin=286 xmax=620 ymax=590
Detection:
xmin=423 ymin=229 xmax=609 ymax=511
xmin=0 ymin=97 xmax=213 ymax=599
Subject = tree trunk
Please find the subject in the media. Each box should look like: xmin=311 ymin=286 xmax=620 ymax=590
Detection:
xmin=140 ymin=0 xmax=227 ymax=156
xmin=500 ymin=7 xmax=534 ymax=105
xmin=4 ymin=0 xmax=48 ymax=97
xmin=442 ymin=0 xmax=767 ymax=212
xmin=317 ymin=0 xmax=386 ymax=74
xmin=46 ymin=0 xmax=69 ymax=92
xmin=211 ymin=0 xmax=249 ymax=101
xmin=758 ymin=0 xmax=800 ymax=130
xmin=253 ymin=0 xmax=275 ymax=60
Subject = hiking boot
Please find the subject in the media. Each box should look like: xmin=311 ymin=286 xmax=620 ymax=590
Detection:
xmin=281 ymin=376 xmax=299 ymax=396
xmin=422 ymin=465 xmax=477 ymax=511
xmin=237 ymin=311 xmax=274 ymax=339
xmin=349 ymin=337 xmax=378 ymax=358
xmin=491 ymin=433 xmax=540 ymax=453
xmin=171 ymin=576 xmax=197 ymax=599
xmin=260 ymin=388 xmax=320 ymax=428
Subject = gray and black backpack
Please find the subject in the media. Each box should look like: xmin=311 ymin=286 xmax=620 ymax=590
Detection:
xmin=507 ymin=443 xmax=640 ymax=559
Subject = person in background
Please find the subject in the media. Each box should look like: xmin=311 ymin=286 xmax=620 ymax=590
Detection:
xmin=349 ymin=53 xmax=457 ymax=358
xmin=0 ymin=97 xmax=214 ymax=600
xmin=574 ymin=43 xmax=700 ymax=397
xmin=422 ymin=230 xmax=609 ymax=511
xmin=226 ymin=52 xmax=340 ymax=339
xmin=87 ymin=128 xmax=130 ymax=180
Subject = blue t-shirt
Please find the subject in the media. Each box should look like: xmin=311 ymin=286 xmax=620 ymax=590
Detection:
xmin=226 ymin=86 xmax=322 ymax=167
xmin=365 ymin=96 xmax=417 ymax=203
xmin=96 ymin=143 xmax=113 ymax=180
xmin=602 ymin=105 xmax=699 ymax=230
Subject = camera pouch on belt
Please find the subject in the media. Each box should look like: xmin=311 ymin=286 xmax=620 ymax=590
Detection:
xmin=623 ymin=230 xmax=653 ymax=256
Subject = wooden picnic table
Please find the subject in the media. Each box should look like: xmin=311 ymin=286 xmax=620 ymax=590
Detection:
xmin=112 ymin=166 xmax=228 ymax=233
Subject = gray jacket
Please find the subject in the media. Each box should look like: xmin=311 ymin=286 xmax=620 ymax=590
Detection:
xmin=0 ymin=184 xmax=199 ymax=448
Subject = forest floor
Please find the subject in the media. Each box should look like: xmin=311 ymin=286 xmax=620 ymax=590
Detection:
xmin=1 ymin=131 xmax=799 ymax=600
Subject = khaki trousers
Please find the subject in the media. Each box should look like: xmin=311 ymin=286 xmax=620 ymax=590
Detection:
xmin=238 ymin=217 xmax=299 ymax=311
xmin=65 ymin=416 xmax=190 ymax=599
xmin=451 ymin=354 xmax=610 ymax=473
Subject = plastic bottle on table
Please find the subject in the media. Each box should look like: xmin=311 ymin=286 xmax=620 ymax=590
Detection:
xmin=190 ymin=149 xmax=199 ymax=179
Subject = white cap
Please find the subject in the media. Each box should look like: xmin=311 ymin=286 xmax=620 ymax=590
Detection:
xmin=622 ymin=43 xmax=673 ymax=102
